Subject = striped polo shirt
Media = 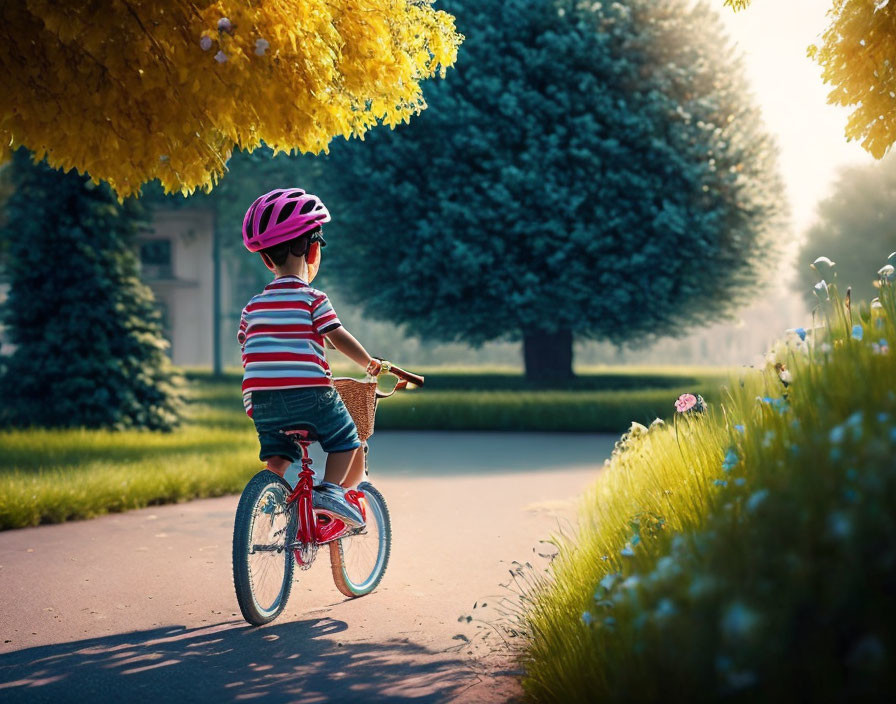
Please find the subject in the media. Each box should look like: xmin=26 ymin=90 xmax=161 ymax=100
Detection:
xmin=238 ymin=275 xmax=341 ymax=417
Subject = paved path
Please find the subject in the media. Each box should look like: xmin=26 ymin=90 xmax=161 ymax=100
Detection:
xmin=0 ymin=432 xmax=614 ymax=703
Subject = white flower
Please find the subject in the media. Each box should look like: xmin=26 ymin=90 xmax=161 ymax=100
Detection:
xmin=878 ymin=264 xmax=895 ymax=279
xmin=628 ymin=421 xmax=648 ymax=437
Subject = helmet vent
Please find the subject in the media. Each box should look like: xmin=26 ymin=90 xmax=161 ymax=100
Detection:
xmin=276 ymin=200 xmax=298 ymax=223
xmin=299 ymin=200 xmax=316 ymax=214
xmin=258 ymin=203 xmax=275 ymax=233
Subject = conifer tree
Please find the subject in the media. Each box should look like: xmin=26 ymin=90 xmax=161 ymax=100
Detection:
xmin=0 ymin=150 xmax=181 ymax=429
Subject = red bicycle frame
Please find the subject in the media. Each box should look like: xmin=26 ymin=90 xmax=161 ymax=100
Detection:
xmin=282 ymin=430 xmax=367 ymax=566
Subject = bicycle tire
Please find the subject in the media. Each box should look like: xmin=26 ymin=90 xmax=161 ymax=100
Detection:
xmin=329 ymin=481 xmax=392 ymax=597
xmin=233 ymin=470 xmax=296 ymax=625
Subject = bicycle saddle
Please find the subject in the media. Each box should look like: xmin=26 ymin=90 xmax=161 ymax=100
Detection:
xmin=279 ymin=425 xmax=318 ymax=442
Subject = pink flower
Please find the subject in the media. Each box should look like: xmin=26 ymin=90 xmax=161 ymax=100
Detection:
xmin=675 ymin=394 xmax=697 ymax=413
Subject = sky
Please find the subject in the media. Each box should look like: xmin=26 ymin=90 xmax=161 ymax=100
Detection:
xmin=718 ymin=0 xmax=875 ymax=236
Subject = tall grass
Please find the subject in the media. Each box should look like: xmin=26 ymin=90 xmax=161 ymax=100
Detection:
xmin=521 ymin=263 xmax=896 ymax=701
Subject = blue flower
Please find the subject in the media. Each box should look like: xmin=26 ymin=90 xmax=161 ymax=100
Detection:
xmin=722 ymin=447 xmax=739 ymax=472
xmin=721 ymin=602 xmax=760 ymax=640
xmin=788 ymin=327 xmax=807 ymax=341
xmin=734 ymin=424 xmax=745 ymax=434
xmin=599 ymin=572 xmax=620 ymax=592
xmin=746 ymin=489 xmax=769 ymax=512
xmin=621 ymin=545 xmax=635 ymax=558
xmin=829 ymin=425 xmax=846 ymax=444
xmin=714 ymin=479 xmax=728 ymax=487
xmin=655 ymin=598 xmax=677 ymax=618
xmin=890 ymin=427 xmax=896 ymax=444
xmin=852 ymin=324 xmax=864 ymax=341
xmin=581 ymin=611 xmax=594 ymax=626
xmin=734 ymin=477 xmax=746 ymax=487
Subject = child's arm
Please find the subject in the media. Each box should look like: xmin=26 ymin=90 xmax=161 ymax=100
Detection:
xmin=324 ymin=326 xmax=380 ymax=375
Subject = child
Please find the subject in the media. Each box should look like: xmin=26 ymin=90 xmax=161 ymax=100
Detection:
xmin=238 ymin=188 xmax=381 ymax=525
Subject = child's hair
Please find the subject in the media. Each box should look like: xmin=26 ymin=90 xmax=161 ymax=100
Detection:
xmin=260 ymin=227 xmax=319 ymax=267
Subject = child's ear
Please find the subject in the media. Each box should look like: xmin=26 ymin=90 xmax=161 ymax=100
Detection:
xmin=260 ymin=252 xmax=275 ymax=272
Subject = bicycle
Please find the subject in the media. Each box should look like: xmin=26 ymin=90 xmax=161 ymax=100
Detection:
xmin=232 ymin=362 xmax=424 ymax=626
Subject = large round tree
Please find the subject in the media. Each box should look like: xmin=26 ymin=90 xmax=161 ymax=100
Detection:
xmin=0 ymin=150 xmax=181 ymax=429
xmin=323 ymin=0 xmax=784 ymax=382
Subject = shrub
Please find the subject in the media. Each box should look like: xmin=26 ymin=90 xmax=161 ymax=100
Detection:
xmin=521 ymin=256 xmax=896 ymax=701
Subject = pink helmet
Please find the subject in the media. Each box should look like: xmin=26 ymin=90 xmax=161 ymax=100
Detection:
xmin=242 ymin=188 xmax=331 ymax=252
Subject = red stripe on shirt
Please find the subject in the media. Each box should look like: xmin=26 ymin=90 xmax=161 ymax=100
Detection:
xmin=243 ymin=352 xmax=326 ymax=364
xmin=242 ymin=377 xmax=333 ymax=392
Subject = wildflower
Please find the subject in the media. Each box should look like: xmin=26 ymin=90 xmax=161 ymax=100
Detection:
xmin=199 ymin=35 xmax=213 ymax=51
xmin=721 ymin=601 xmax=760 ymax=641
xmin=214 ymin=50 xmax=228 ymax=63
xmin=851 ymin=324 xmax=864 ymax=341
xmin=827 ymin=512 xmax=852 ymax=539
xmin=813 ymin=255 xmax=836 ymax=270
xmin=879 ymin=264 xmax=895 ymax=280
xmin=621 ymin=545 xmax=635 ymax=558
xmin=734 ymin=477 xmax=746 ymax=487
xmin=581 ymin=611 xmax=594 ymax=626
xmin=871 ymin=297 xmax=883 ymax=311
xmin=746 ymin=489 xmax=769 ymax=512
xmin=814 ymin=280 xmax=830 ymax=300
xmin=621 ymin=576 xmax=640 ymax=590
xmin=776 ymin=363 xmax=792 ymax=386
xmin=734 ymin=424 xmax=745 ymax=434
xmin=655 ymin=598 xmax=677 ymax=619
xmin=603 ymin=616 xmax=617 ymax=629
xmin=722 ymin=447 xmax=739 ymax=472
xmin=714 ymin=479 xmax=728 ymax=487
xmin=791 ymin=327 xmax=807 ymax=341
xmin=891 ymin=428 xmax=896 ymax=445
xmin=761 ymin=430 xmax=775 ymax=448
xmin=255 ymin=38 xmax=270 ymax=56
xmin=652 ymin=556 xmax=681 ymax=581
xmin=829 ymin=425 xmax=846 ymax=443
xmin=675 ymin=393 xmax=697 ymax=413
xmin=628 ymin=421 xmax=648 ymax=437
xmin=650 ymin=417 xmax=665 ymax=429
xmin=159 ymin=154 xmax=169 ymax=163
xmin=217 ymin=17 xmax=233 ymax=33
xmin=872 ymin=338 xmax=889 ymax=355
xmin=878 ymin=413 xmax=890 ymax=423
xmin=599 ymin=573 xmax=620 ymax=591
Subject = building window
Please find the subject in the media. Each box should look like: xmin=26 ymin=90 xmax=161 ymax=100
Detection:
xmin=140 ymin=239 xmax=173 ymax=279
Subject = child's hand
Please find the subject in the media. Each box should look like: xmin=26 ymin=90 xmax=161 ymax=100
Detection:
xmin=366 ymin=358 xmax=382 ymax=377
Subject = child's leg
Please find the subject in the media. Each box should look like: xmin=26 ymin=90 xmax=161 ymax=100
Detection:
xmin=342 ymin=447 xmax=366 ymax=488
xmin=323 ymin=448 xmax=359 ymax=486
xmin=265 ymin=455 xmax=291 ymax=478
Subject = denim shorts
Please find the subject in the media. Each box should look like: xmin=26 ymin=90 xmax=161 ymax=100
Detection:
xmin=251 ymin=386 xmax=361 ymax=461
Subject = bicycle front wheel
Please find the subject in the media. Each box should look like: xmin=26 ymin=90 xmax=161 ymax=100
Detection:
xmin=329 ymin=481 xmax=392 ymax=597
xmin=233 ymin=470 xmax=296 ymax=625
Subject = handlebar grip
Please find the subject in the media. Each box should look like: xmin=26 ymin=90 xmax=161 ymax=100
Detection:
xmin=387 ymin=364 xmax=424 ymax=387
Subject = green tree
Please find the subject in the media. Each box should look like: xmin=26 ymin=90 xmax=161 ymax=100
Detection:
xmin=323 ymin=0 xmax=784 ymax=382
xmin=796 ymin=156 xmax=896 ymax=308
xmin=0 ymin=150 xmax=181 ymax=429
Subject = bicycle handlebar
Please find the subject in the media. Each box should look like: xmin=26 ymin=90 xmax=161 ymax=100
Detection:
xmin=380 ymin=361 xmax=424 ymax=388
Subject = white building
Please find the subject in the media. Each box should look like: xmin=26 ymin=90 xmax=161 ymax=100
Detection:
xmin=138 ymin=208 xmax=235 ymax=368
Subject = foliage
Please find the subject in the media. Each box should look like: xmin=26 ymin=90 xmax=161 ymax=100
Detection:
xmin=0 ymin=150 xmax=182 ymax=430
xmin=0 ymin=0 xmax=462 ymax=199
xmin=726 ymin=0 xmax=896 ymax=159
xmin=323 ymin=0 xmax=784 ymax=379
xmin=521 ymin=257 xmax=896 ymax=701
xmin=795 ymin=155 xmax=896 ymax=307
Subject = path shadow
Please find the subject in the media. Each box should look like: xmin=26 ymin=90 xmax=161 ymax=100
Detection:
xmin=0 ymin=617 xmax=476 ymax=703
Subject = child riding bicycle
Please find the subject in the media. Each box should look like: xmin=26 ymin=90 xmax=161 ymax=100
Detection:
xmin=238 ymin=188 xmax=381 ymax=527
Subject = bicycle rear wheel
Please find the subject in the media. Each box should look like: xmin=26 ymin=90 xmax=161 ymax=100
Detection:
xmin=329 ymin=481 xmax=392 ymax=597
xmin=233 ymin=470 xmax=296 ymax=625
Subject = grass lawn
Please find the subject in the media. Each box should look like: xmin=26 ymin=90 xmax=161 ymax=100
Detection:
xmin=0 ymin=365 xmax=731 ymax=530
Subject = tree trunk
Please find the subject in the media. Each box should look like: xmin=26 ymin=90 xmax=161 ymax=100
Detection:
xmin=523 ymin=329 xmax=574 ymax=385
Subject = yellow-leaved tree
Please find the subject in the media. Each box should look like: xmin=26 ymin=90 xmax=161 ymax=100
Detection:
xmin=726 ymin=0 xmax=896 ymax=159
xmin=0 ymin=1 xmax=462 ymax=198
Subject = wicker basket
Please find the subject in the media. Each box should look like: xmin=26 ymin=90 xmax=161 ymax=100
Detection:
xmin=332 ymin=377 xmax=379 ymax=441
